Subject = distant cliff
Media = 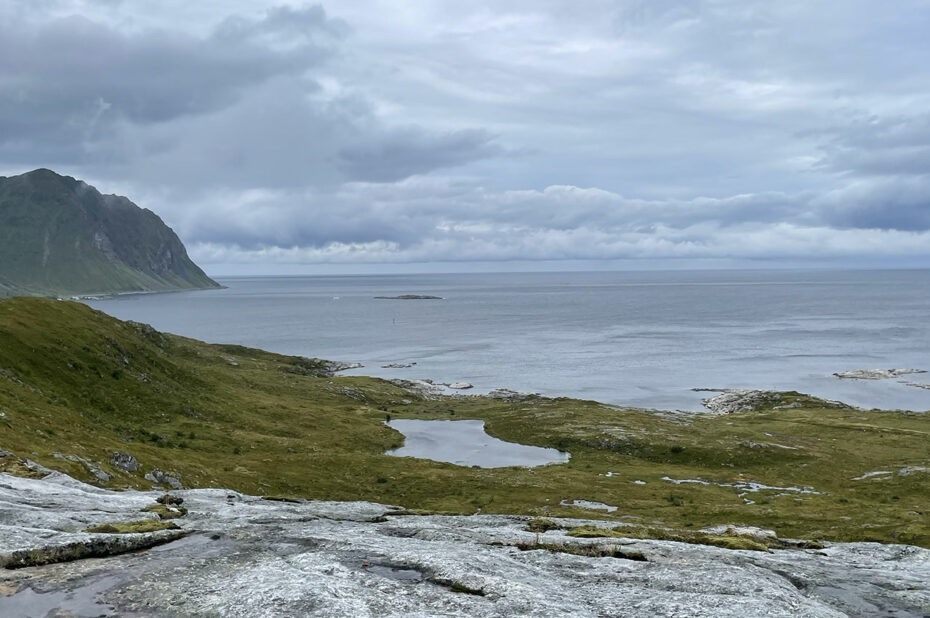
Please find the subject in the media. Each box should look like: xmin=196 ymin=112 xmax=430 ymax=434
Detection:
xmin=0 ymin=169 xmax=219 ymax=297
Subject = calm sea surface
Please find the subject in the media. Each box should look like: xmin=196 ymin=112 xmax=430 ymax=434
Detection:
xmin=85 ymin=270 xmax=930 ymax=412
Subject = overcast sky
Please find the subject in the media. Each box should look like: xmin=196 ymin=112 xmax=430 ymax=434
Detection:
xmin=2 ymin=0 xmax=930 ymax=274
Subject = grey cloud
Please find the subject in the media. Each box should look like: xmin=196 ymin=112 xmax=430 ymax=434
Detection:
xmin=214 ymin=5 xmax=349 ymax=43
xmin=0 ymin=5 xmax=501 ymax=189
xmin=4 ymin=1 xmax=930 ymax=269
xmin=816 ymin=114 xmax=930 ymax=177
xmin=162 ymin=170 xmax=930 ymax=267
xmin=0 ymin=9 xmax=336 ymax=128
xmin=180 ymin=188 xmax=430 ymax=250
xmin=190 ymin=219 xmax=930 ymax=267
xmin=813 ymin=177 xmax=930 ymax=232
xmin=153 ymin=178 xmax=850 ymax=258
xmin=0 ymin=6 xmax=336 ymax=171
xmin=337 ymin=128 xmax=501 ymax=182
xmin=87 ymin=82 xmax=500 ymax=190
xmin=807 ymin=113 xmax=930 ymax=231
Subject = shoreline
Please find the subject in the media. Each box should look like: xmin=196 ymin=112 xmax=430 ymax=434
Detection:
xmin=1 ymin=296 xmax=928 ymax=558
xmin=76 ymin=270 xmax=930 ymax=414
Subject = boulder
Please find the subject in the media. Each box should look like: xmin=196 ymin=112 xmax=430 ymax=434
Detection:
xmin=144 ymin=469 xmax=182 ymax=490
xmin=110 ymin=452 xmax=140 ymax=473
xmin=53 ymin=452 xmax=112 ymax=482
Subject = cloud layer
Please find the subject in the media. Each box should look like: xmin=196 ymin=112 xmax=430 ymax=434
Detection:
xmin=2 ymin=1 xmax=930 ymax=271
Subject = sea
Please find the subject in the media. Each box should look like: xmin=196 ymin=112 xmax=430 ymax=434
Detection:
xmin=84 ymin=269 xmax=930 ymax=412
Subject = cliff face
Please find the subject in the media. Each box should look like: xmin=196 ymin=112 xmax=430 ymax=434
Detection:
xmin=0 ymin=169 xmax=219 ymax=296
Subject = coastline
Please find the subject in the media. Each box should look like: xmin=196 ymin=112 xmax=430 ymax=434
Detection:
xmin=0 ymin=294 xmax=928 ymax=618
xmin=81 ymin=270 xmax=930 ymax=413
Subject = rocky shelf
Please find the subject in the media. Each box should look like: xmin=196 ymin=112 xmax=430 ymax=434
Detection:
xmin=699 ymin=390 xmax=850 ymax=414
xmin=1 ymin=471 xmax=929 ymax=616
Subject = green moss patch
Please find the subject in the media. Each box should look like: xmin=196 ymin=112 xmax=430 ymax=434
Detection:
xmin=448 ymin=582 xmax=486 ymax=596
xmin=526 ymin=518 xmax=562 ymax=533
xmin=515 ymin=540 xmax=647 ymax=561
xmin=0 ymin=456 xmax=47 ymax=479
xmin=2 ymin=532 xmax=186 ymax=568
xmin=261 ymin=495 xmax=303 ymax=503
xmin=85 ymin=519 xmax=181 ymax=534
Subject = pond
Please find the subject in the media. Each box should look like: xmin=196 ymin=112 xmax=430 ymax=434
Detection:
xmin=385 ymin=419 xmax=570 ymax=468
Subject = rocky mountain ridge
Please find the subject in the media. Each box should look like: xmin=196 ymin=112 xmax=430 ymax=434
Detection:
xmin=0 ymin=169 xmax=219 ymax=297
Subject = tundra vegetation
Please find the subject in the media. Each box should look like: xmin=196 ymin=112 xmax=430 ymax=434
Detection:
xmin=0 ymin=297 xmax=927 ymax=547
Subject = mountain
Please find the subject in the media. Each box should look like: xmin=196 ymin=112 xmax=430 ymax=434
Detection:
xmin=0 ymin=168 xmax=219 ymax=297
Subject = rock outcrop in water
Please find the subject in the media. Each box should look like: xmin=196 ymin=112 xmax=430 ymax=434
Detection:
xmin=2 ymin=471 xmax=929 ymax=617
xmin=833 ymin=369 xmax=926 ymax=380
xmin=701 ymin=390 xmax=792 ymax=414
xmin=283 ymin=357 xmax=363 ymax=378
xmin=444 ymin=381 xmax=473 ymax=389
xmin=373 ymin=295 xmax=443 ymax=300
xmin=700 ymin=390 xmax=849 ymax=414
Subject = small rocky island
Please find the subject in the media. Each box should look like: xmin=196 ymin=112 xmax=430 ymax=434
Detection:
xmin=833 ymin=368 xmax=926 ymax=380
xmin=374 ymin=294 xmax=443 ymax=300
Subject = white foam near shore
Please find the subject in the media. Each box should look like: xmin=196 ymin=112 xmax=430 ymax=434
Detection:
xmin=385 ymin=419 xmax=570 ymax=468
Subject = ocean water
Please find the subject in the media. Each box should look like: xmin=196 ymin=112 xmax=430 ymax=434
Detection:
xmin=84 ymin=269 xmax=930 ymax=412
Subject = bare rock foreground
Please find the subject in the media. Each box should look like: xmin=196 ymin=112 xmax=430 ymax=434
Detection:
xmin=1 ymin=472 xmax=929 ymax=617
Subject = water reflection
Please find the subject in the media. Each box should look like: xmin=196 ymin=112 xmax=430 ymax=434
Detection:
xmin=386 ymin=419 xmax=570 ymax=468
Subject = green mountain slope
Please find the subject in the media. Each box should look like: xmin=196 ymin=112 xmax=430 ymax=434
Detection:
xmin=0 ymin=169 xmax=219 ymax=296
xmin=0 ymin=297 xmax=928 ymax=547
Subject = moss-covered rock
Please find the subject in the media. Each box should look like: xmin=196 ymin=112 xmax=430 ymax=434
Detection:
xmin=85 ymin=519 xmax=181 ymax=534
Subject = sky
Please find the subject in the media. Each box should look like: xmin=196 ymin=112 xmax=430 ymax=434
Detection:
xmin=2 ymin=0 xmax=930 ymax=274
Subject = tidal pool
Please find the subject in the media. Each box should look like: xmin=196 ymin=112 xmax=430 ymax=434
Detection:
xmin=385 ymin=419 xmax=570 ymax=468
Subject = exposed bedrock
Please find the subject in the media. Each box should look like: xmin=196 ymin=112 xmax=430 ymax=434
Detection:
xmin=700 ymin=390 xmax=849 ymax=414
xmin=1 ymin=473 xmax=929 ymax=617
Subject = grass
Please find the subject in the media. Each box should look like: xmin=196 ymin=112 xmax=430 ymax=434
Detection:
xmin=261 ymin=495 xmax=303 ymax=503
xmin=84 ymin=519 xmax=181 ymax=534
xmin=526 ymin=518 xmax=562 ymax=533
xmin=0 ymin=297 xmax=928 ymax=547
xmin=448 ymin=582 xmax=486 ymax=596
xmin=0 ymin=456 xmax=46 ymax=479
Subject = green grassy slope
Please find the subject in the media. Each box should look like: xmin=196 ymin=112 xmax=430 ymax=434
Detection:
xmin=0 ymin=169 xmax=219 ymax=297
xmin=0 ymin=298 xmax=927 ymax=546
